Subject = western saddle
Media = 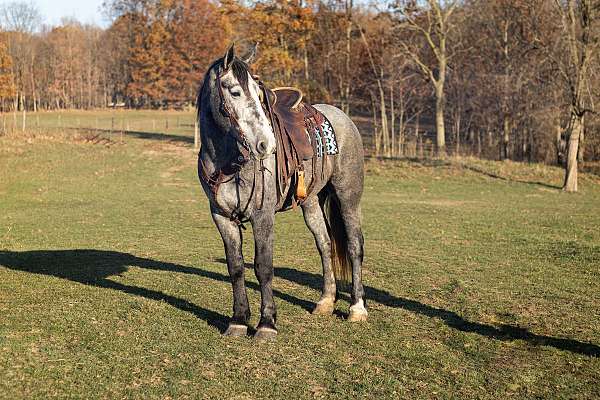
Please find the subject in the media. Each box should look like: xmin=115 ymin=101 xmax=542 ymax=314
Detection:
xmin=262 ymin=86 xmax=327 ymax=210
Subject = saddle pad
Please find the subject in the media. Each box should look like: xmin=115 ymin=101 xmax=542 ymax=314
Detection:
xmin=313 ymin=117 xmax=338 ymax=158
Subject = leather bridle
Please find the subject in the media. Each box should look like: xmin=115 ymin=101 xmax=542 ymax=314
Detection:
xmin=198 ymin=63 xmax=271 ymax=227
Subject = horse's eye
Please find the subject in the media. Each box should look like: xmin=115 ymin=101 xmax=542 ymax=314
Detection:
xmin=231 ymin=90 xmax=242 ymax=97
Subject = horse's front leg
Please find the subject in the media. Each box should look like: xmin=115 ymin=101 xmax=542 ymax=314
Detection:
xmin=251 ymin=212 xmax=277 ymax=340
xmin=212 ymin=210 xmax=250 ymax=337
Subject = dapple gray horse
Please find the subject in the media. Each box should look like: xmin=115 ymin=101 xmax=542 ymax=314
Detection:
xmin=197 ymin=44 xmax=366 ymax=340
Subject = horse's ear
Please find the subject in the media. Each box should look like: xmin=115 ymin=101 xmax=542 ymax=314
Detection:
xmin=242 ymin=43 xmax=258 ymax=65
xmin=223 ymin=43 xmax=235 ymax=70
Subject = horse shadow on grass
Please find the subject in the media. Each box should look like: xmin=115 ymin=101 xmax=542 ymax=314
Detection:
xmin=0 ymin=249 xmax=313 ymax=333
xmin=1 ymin=249 xmax=598 ymax=357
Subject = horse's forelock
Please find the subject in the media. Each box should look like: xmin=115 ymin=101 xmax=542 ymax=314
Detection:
xmin=230 ymin=58 xmax=250 ymax=95
xmin=197 ymin=57 xmax=252 ymax=117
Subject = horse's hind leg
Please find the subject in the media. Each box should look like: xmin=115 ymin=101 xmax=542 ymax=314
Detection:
xmin=302 ymin=196 xmax=336 ymax=315
xmin=211 ymin=210 xmax=250 ymax=336
xmin=332 ymin=189 xmax=367 ymax=322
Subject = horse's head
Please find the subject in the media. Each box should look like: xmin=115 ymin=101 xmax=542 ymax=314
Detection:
xmin=205 ymin=44 xmax=275 ymax=160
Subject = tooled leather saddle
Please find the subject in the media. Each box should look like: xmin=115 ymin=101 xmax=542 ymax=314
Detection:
xmin=262 ymin=86 xmax=327 ymax=209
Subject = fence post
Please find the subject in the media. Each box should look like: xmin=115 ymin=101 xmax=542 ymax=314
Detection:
xmin=194 ymin=120 xmax=200 ymax=150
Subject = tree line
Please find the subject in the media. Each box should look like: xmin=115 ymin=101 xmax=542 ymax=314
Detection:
xmin=0 ymin=0 xmax=598 ymax=191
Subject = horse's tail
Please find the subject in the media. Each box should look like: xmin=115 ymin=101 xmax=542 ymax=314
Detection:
xmin=322 ymin=192 xmax=352 ymax=283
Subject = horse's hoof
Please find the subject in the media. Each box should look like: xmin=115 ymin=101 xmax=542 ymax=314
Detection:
xmin=223 ymin=324 xmax=248 ymax=337
xmin=348 ymin=309 xmax=368 ymax=322
xmin=312 ymin=299 xmax=335 ymax=315
xmin=348 ymin=301 xmax=368 ymax=322
xmin=254 ymin=327 xmax=278 ymax=342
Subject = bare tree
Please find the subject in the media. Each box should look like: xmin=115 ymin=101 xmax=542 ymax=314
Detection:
xmin=0 ymin=1 xmax=41 ymax=33
xmin=395 ymin=0 xmax=458 ymax=157
xmin=0 ymin=1 xmax=41 ymax=131
xmin=553 ymin=0 xmax=599 ymax=192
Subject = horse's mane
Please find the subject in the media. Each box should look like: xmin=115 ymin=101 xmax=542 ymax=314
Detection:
xmin=196 ymin=57 xmax=251 ymax=118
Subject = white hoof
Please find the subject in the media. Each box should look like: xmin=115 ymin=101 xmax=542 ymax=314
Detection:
xmin=223 ymin=324 xmax=248 ymax=337
xmin=254 ymin=327 xmax=278 ymax=342
xmin=348 ymin=300 xmax=368 ymax=322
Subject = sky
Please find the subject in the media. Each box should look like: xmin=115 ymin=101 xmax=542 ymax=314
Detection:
xmin=2 ymin=0 xmax=108 ymax=27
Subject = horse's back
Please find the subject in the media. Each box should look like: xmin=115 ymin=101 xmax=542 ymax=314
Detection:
xmin=313 ymin=104 xmax=363 ymax=167
xmin=312 ymin=104 xmax=364 ymax=196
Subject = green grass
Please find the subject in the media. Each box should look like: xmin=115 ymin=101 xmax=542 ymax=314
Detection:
xmin=1 ymin=109 xmax=197 ymax=139
xmin=1 ymin=118 xmax=599 ymax=399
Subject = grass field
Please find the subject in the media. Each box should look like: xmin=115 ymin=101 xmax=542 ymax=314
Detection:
xmin=1 ymin=114 xmax=599 ymax=399
xmin=1 ymin=109 xmax=197 ymax=139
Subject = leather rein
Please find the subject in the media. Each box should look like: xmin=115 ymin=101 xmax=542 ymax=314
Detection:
xmin=198 ymin=66 xmax=270 ymax=228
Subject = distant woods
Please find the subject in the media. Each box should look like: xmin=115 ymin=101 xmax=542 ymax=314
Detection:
xmin=0 ymin=0 xmax=599 ymax=190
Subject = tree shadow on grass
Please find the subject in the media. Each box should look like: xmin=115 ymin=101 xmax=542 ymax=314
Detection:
xmin=459 ymin=164 xmax=561 ymax=189
xmin=375 ymin=156 xmax=562 ymax=189
xmin=272 ymin=267 xmax=600 ymax=358
xmin=69 ymin=127 xmax=193 ymax=145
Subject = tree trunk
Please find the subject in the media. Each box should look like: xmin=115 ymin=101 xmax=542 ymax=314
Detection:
xmin=194 ymin=120 xmax=200 ymax=150
xmin=563 ymin=115 xmax=582 ymax=192
xmin=21 ymin=96 xmax=26 ymax=132
xmin=435 ymin=82 xmax=446 ymax=157
xmin=390 ymin=84 xmax=395 ymax=157
xmin=501 ymin=114 xmax=510 ymax=160
xmin=454 ymin=114 xmax=461 ymax=157
xmin=578 ymin=115 xmax=585 ymax=162
xmin=343 ymin=0 xmax=353 ymax=116
xmin=371 ymin=94 xmax=380 ymax=156
xmin=379 ymin=84 xmax=389 ymax=157
xmin=398 ymin=101 xmax=405 ymax=157
xmin=416 ymin=115 xmax=422 ymax=158
xmin=303 ymin=46 xmax=309 ymax=81
xmin=556 ymin=120 xmax=565 ymax=165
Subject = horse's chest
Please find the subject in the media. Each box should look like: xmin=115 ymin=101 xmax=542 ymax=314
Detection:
xmin=212 ymin=180 xmax=247 ymax=214
xmin=209 ymin=163 xmax=277 ymax=218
